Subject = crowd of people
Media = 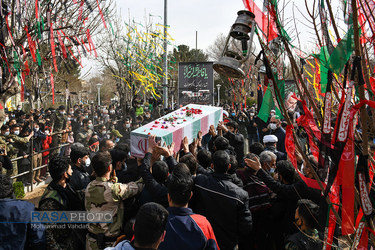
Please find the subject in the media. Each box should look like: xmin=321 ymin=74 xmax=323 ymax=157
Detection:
xmin=0 ymin=98 xmax=365 ymax=250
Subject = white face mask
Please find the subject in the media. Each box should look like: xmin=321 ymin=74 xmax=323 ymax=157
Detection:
xmin=125 ymin=124 xmax=131 ymax=128
xmin=269 ymin=123 xmax=277 ymax=130
xmin=14 ymin=130 xmax=20 ymax=135
xmin=250 ymin=113 xmax=255 ymax=116
xmin=82 ymin=157 xmax=91 ymax=168
xmin=269 ymin=167 xmax=275 ymax=174
xmin=85 ymin=158 xmax=91 ymax=167
xmin=4 ymin=131 xmax=9 ymax=136
xmin=34 ymin=128 xmax=39 ymax=132
xmin=45 ymin=131 xmax=50 ymax=135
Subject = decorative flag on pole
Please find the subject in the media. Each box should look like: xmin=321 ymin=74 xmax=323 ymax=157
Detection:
xmin=325 ymin=25 xmax=354 ymax=75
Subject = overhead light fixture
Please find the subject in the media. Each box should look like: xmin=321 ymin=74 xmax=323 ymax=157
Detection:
xmin=213 ymin=10 xmax=255 ymax=79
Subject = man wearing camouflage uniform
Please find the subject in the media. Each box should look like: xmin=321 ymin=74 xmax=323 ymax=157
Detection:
xmin=0 ymin=125 xmax=11 ymax=175
xmin=51 ymin=105 xmax=67 ymax=156
xmin=76 ymin=119 xmax=93 ymax=147
xmin=39 ymin=156 xmax=85 ymax=250
xmin=85 ymin=151 xmax=144 ymax=250
xmin=8 ymin=124 xmax=33 ymax=179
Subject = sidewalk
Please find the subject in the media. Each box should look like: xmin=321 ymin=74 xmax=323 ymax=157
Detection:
xmin=22 ymin=177 xmax=51 ymax=208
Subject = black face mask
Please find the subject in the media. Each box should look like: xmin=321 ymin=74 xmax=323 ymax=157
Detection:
xmin=65 ymin=172 xmax=72 ymax=183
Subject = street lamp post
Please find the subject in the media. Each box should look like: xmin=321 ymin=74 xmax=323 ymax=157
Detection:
xmin=216 ymin=84 xmax=221 ymax=106
xmin=163 ymin=0 xmax=168 ymax=109
xmin=96 ymin=83 xmax=103 ymax=106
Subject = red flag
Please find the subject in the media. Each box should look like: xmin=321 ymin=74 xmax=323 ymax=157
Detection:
xmin=24 ymin=26 xmax=36 ymax=62
xmin=50 ymin=73 xmax=55 ymax=104
xmin=78 ymin=0 xmax=84 ymax=21
xmin=243 ymin=0 xmax=278 ymax=41
xmin=50 ymin=22 xmax=58 ymax=72
xmin=285 ymin=125 xmax=324 ymax=190
xmin=96 ymin=0 xmax=107 ymax=28
xmin=337 ymin=117 xmax=355 ymax=235
xmin=57 ymin=31 xmax=67 ymax=58
xmin=21 ymin=72 xmax=25 ymax=102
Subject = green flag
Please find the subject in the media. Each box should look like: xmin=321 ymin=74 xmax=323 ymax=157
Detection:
xmin=258 ymin=84 xmax=273 ymax=122
xmin=258 ymin=75 xmax=284 ymax=122
xmin=325 ymin=25 xmax=354 ymax=75
xmin=320 ymin=46 xmax=329 ymax=93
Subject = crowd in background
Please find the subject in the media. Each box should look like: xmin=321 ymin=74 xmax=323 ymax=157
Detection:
xmin=1 ymin=97 xmax=369 ymax=250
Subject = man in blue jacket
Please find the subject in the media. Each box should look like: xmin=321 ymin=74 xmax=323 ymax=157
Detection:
xmin=159 ymin=167 xmax=219 ymax=250
xmin=0 ymin=174 xmax=45 ymax=249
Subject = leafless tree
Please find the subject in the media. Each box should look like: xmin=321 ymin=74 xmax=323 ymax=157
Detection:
xmin=0 ymin=0 xmax=114 ymax=120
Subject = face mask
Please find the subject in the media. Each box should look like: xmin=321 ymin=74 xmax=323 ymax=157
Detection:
xmin=4 ymin=131 xmax=9 ymax=136
xmin=65 ymin=172 xmax=72 ymax=183
xmin=60 ymin=111 xmax=65 ymax=115
xmin=125 ymin=124 xmax=131 ymax=128
xmin=269 ymin=123 xmax=277 ymax=130
xmin=269 ymin=168 xmax=275 ymax=174
xmin=45 ymin=131 xmax=50 ymax=135
xmin=88 ymin=124 xmax=94 ymax=130
xmin=250 ymin=113 xmax=255 ymax=116
xmin=85 ymin=116 xmax=89 ymax=119
xmin=270 ymin=113 xmax=275 ymax=116
xmin=17 ymin=107 xmax=21 ymax=111
xmin=102 ymin=130 xmax=107 ymax=135
xmin=34 ymin=128 xmax=39 ymax=132
xmin=5 ymin=117 xmax=9 ymax=122
xmin=94 ymin=116 xmax=98 ymax=119
xmin=115 ymin=138 xmax=120 ymax=143
xmin=110 ymin=110 xmax=115 ymax=114
xmin=122 ymin=162 xmax=128 ymax=172
xmin=82 ymin=157 xmax=91 ymax=168
xmin=14 ymin=130 xmax=20 ymax=135
xmin=231 ymin=113 xmax=236 ymax=116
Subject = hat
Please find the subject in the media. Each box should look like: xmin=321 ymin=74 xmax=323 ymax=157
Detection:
xmin=111 ymin=129 xmax=123 ymax=138
xmin=263 ymin=135 xmax=278 ymax=144
xmin=88 ymin=137 xmax=99 ymax=147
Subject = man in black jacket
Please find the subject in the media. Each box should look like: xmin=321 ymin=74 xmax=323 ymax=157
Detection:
xmin=69 ymin=146 xmax=91 ymax=194
xmin=192 ymin=150 xmax=252 ymax=250
xmin=218 ymin=121 xmax=245 ymax=167
xmin=32 ymin=123 xmax=47 ymax=182
xmin=245 ymin=158 xmax=322 ymax=248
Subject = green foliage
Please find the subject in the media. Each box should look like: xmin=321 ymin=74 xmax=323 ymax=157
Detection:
xmin=171 ymin=45 xmax=209 ymax=63
xmin=13 ymin=181 xmax=25 ymax=199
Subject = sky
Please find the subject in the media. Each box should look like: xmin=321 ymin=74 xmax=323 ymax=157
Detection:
xmin=82 ymin=0 xmax=247 ymax=78
xmin=81 ymin=0 xmax=346 ymax=79
xmin=114 ymin=0 xmax=246 ymax=51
